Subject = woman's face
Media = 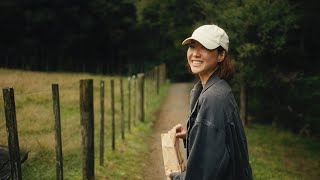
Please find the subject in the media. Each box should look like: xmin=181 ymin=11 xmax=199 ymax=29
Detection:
xmin=187 ymin=40 xmax=224 ymax=79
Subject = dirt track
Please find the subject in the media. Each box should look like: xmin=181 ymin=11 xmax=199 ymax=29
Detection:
xmin=144 ymin=83 xmax=193 ymax=180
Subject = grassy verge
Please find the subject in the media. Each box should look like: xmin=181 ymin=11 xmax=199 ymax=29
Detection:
xmin=247 ymin=124 xmax=320 ymax=180
xmin=0 ymin=69 xmax=169 ymax=179
xmin=2 ymin=69 xmax=319 ymax=179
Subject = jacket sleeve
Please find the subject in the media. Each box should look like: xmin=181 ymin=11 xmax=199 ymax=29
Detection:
xmin=170 ymin=98 xmax=231 ymax=180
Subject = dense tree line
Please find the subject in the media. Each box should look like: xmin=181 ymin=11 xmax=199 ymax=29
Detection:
xmin=0 ymin=0 xmax=319 ymax=136
xmin=135 ymin=0 xmax=319 ymax=136
xmin=0 ymin=0 xmax=137 ymax=74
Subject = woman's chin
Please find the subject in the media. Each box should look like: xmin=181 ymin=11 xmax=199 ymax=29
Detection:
xmin=190 ymin=68 xmax=201 ymax=75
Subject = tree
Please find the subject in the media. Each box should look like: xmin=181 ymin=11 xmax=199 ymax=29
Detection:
xmin=0 ymin=0 xmax=138 ymax=74
xmin=196 ymin=0 xmax=298 ymax=126
xmin=135 ymin=0 xmax=204 ymax=80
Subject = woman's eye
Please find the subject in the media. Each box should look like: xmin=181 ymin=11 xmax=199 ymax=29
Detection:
xmin=189 ymin=44 xmax=195 ymax=48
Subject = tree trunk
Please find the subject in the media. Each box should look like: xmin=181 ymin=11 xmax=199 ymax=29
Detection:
xmin=240 ymin=82 xmax=248 ymax=126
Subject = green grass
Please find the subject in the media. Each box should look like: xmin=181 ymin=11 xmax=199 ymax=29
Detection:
xmin=0 ymin=69 xmax=169 ymax=179
xmin=247 ymin=124 xmax=320 ymax=180
xmin=1 ymin=69 xmax=319 ymax=179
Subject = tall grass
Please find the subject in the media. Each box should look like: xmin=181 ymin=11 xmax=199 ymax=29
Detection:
xmin=0 ymin=68 xmax=169 ymax=179
xmin=247 ymin=124 xmax=320 ymax=180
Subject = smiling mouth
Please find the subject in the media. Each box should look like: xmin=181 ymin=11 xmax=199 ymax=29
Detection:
xmin=192 ymin=60 xmax=203 ymax=66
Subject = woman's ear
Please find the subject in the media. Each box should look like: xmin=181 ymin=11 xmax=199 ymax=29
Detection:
xmin=218 ymin=51 xmax=226 ymax=62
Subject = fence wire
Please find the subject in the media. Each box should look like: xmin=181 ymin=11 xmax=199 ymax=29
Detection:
xmin=0 ymin=64 xmax=167 ymax=179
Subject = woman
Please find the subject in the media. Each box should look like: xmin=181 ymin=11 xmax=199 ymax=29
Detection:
xmin=169 ymin=25 xmax=253 ymax=180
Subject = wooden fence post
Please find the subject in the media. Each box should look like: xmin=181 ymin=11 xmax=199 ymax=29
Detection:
xmin=3 ymin=88 xmax=22 ymax=180
xmin=80 ymin=79 xmax=94 ymax=180
xmin=144 ymin=72 xmax=149 ymax=112
xmin=160 ymin=63 xmax=166 ymax=85
xmin=137 ymin=73 xmax=145 ymax=122
xmin=163 ymin=64 xmax=166 ymax=85
xmin=127 ymin=77 xmax=131 ymax=132
xmin=155 ymin=66 xmax=160 ymax=95
xmin=110 ymin=80 xmax=115 ymax=151
xmin=52 ymin=84 xmax=64 ymax=180
xmin=120 ymin=79 xmax=125 ymax=140
xmin=132 ymin=75 xmax=136 ymax=126
xmin=99 ymin=81 xmax=105 ymax=166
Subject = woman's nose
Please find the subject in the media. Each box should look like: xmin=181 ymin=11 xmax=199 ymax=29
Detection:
xmin=193 ymin=48 xmax=201 ymax=57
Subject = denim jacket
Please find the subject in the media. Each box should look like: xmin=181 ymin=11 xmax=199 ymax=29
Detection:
xmin=170 ymin=70 xmax=253 ymax=180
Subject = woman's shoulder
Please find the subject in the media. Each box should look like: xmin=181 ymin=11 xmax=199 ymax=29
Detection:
xmin=199 ymin=79 xmax=236 ymax=109
xmin=205 ymin=79 xmax=232 ymax=98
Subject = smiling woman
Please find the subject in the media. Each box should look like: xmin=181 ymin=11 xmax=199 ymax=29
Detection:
xmin=183 ymin=25 xmax=234 ymax=85
xmin=168 ymin=24 xmax=253 ymax=180
xmin=186 ymin=40 xmax=224 ymax=85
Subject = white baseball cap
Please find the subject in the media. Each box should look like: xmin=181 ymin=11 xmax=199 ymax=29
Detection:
xmin=182 ymin=24 xmax=229 ymax=51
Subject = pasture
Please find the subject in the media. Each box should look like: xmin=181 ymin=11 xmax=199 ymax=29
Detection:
xmin=0 ymin=68 xmax=169 ymax=179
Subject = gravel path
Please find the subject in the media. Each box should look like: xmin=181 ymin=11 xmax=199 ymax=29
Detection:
xmin=144 ymin=83 xmax=193 ymax=180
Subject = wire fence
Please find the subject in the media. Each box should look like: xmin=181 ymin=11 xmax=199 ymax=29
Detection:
xmin=0 ymin=64 xmax=167 ymax=180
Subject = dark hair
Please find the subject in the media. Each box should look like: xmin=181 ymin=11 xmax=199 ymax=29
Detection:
xmin=185 ymin=46 xmax=234 ymax=80
xmin=216 ymin=46 xmax=234 ymax=81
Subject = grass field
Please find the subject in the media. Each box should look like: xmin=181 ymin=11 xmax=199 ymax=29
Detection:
xmin=1 ymin=69 xmax=319 ymax=180
xmin=0 ymin=68 xmax=169 ymax=179
xmin=247 ymin=124 xmax=320 ymax=180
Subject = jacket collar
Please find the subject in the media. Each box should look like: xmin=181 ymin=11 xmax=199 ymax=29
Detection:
xmin=189 ymin=69 xmax=221 ymax=113
xmin=190 ymin=81 xmax=202 ymax=112
xmin=202 ymin=69 xmax=221 ymax=94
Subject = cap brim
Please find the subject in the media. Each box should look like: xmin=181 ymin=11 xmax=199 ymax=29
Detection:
xmin=182 ymin=37 xmax=192 ymax=45
xmin=181 ymin=37 xmax=219 ymax=50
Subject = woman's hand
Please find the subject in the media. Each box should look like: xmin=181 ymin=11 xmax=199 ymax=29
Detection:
xmin=173 ymin=124 xmax=186 ymax=140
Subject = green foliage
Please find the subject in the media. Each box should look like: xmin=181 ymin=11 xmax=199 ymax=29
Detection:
xmin=285 ymin=75 xmax=320 ymax=136
xmin=203 ymin=0 xmax=315 ymax=135
xmin=135 ymin=0 xmax=320 ymax=136
xmin=214 ymin=0 xmax=298 ymax=56
xmin=247 ymin=124 xmax=320 ymax=179
xmin=0 ymin=0 xmax=138 ymax=74
xmin=215 ymin=0 xmax=298 ymax=85
xmin=135 ymin=0 xmax=204 ymax=80
xmin=0 ymin=0 xmax=318 ymax=135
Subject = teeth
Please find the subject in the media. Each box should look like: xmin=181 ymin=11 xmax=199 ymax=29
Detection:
xmin=192 ymin=60 xmax=202 ymax=65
